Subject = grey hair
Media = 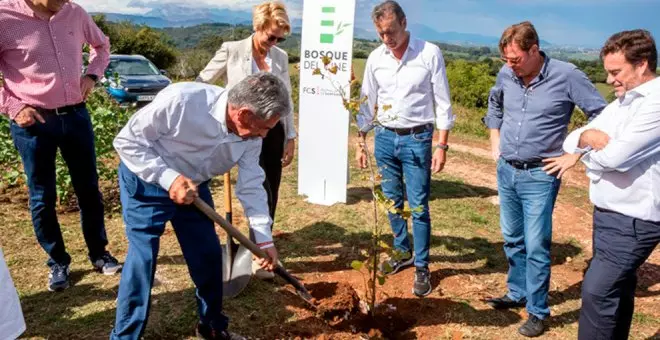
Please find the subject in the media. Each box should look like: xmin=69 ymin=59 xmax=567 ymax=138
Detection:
xmin=371 ymin=0 xmax=406 ymax=23
xmin=227 ymin=72 xmax=291 ymax=120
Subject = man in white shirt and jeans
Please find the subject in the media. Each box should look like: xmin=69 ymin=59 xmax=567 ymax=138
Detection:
xmin=563 ymin=29 xmax=660 ymax=340
xmin=111 ymin=73 xmax=288 ymax=340
xmin=356 ymin=0 xmax=453 ymax=297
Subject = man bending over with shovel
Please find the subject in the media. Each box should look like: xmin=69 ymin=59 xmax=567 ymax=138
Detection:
xmin=111 ymin=72 xmax=289 ymax=340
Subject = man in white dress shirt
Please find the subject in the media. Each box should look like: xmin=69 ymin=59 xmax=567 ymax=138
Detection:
xmin=356 ymin=0 xmax=454 ymax=297
xmin=111 ymin=72 xmax=288 ymax=340
xmin=563 ymin=29 xmax=660 ymax=340
xmin=0 ymin=247 xmax=25 ymax=340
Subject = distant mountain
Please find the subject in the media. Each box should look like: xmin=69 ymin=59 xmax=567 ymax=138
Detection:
xmin=95 ymin=4 xmax=554 ymax=47
xmin=408 ymin=23 xmax=553 ymax=47
xmin=291 ymin=25 xmax=375 ymax=41
xmin=94 ymin=2 xmax=252 ymax=28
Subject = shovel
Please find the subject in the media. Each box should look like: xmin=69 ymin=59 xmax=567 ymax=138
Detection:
xmin=194 ymin=196 xmax=315 ymax=307
xmin=221 ymin=173 xmax=252 ymax=298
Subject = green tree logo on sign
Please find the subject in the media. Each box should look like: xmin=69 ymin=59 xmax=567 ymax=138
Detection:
xmin=320 ymin=6 xmax=352 ymax=44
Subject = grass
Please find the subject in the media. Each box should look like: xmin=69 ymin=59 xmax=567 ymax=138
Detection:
xmin=3 ymin=146 xmax=658 ymax=339
xmin=2 ymin=60 xmax=657 ymax=339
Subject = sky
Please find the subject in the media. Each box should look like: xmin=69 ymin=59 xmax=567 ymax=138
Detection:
xmin=76 ymin=0 xmax=660 ymax=47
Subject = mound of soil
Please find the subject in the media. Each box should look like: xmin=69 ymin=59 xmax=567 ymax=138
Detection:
xmin=309 ymin=282 xmax=360 ymax=322
xmin=304 ymin=282 xmax=413 ymax=339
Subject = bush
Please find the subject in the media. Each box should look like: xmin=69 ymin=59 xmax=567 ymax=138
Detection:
xmin=446 ymin=59 xmax=495 ymax=109
xmin=452 ymin=105 xmax=488 ymax=139
xmin=0 ymin=89 xmax=134 ymax=205
xmin=0 ymin=118 xmax=22 ymax=187
xmin=169 ymin=49 xmax=214 ymax=81
xmin=93 ymin=15 xmax=178 ymax=70
xmin=288 ymin=54 xmax=300 ymax=64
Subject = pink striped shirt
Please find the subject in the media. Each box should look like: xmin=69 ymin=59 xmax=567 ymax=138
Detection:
xmin=0 ymin=0 xmax=110 ymax=119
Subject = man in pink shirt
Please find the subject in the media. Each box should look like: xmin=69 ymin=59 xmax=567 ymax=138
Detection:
xmin=0 ymin=0 xmax=121 ymax=292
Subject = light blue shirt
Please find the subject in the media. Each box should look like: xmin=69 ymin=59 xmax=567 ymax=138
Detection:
xmin=113 ymin=82 xmax=274 ymax=244
xmin=485 ymin=52 xmax=607 ymax=161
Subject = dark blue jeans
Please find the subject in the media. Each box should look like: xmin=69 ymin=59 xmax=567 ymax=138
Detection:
xmin=9 ymin=106 xmax=107 ymax=267
xmin=374 ymin=125 xmax=433 ymax=268
xmin=496 ymin=158 xmax=560 ymax=319
xmin=578 ymin=207 xmax=660 ymax=340
xmin=111 ymin=163 xmax=227 ymax=339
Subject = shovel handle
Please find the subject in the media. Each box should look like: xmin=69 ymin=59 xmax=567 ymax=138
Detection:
xmin=194 ymin=197 xmax=315 ymax=306
xmin=223 ymin=173 xmax=232 ymax=222
xmin=194 ymin=197 xmax=269 ymax=260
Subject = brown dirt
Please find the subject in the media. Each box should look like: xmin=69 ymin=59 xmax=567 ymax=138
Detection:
xmin=292 ymin=281 xmax=413 ymax=339
xmin=267 ymin=136 xmax=658 ymax=339
xmin=309 ymin=282 xmax=359 ymax=321
xmin=0 ymin=179 xmax=121 ymax=214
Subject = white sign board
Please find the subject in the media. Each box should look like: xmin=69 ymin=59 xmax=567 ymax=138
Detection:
xmin=298 ymin=0 xmax=356 ymax=205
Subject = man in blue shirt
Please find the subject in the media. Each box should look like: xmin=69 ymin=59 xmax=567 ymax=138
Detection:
xmin=483 ymin=21 xmax=607 ymax=337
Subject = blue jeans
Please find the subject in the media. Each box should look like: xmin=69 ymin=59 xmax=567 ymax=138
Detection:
xmin=496 ymin=158 xmax=560 ymax=319
xmin=579 ymin=208 xmax=660 ymax=340
xmin=111 ymin=163 xmax=228 ymax=339
xmin=374 ymin=125 xmax=433 ymax=268
xmin=9 ymin=106 xmax=107 ymax=267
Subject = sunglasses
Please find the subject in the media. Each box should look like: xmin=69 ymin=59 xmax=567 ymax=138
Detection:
xmin=267 ymin=34 xmax=286 ymax=44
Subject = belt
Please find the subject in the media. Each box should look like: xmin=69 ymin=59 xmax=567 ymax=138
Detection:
xmin=504 ymin=159 xmax=545 ymax=170
xmin=383 ymin=123 xmax=432 ymax=135
xmin=36 ymin=102 xmax=86 ymax=116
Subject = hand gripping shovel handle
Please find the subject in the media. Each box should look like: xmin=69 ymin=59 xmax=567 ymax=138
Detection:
xmin=194 ymin=197 xmax=267 ymax=259
xmin=193 ymin=197 xmax=315 ymax=305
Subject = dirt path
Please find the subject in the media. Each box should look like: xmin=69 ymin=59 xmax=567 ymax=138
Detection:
xmin=278 ymin=135 xmax=659 ymax=339
xmin=447 ymin=139 xmax=660 ymax=316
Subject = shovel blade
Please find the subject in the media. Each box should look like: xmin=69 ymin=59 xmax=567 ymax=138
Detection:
xmin=222 ymin=245 xmax=252 ymax=298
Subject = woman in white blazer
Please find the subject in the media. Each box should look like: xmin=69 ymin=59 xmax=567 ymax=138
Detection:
xmin=197 ymin=1 xmax=296 ymax=223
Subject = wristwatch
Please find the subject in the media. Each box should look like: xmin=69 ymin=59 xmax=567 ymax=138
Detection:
xmin=435 ymin=143 xmax=449 ymax=151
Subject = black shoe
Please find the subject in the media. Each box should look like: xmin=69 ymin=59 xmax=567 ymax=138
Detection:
xmin=91 ymin=251 xmax=122 ymax=275
xmin=412 ymin=267 xmax=432 ymax=297
xmin=48 ymin=263 xmax=70 ymax=292
xmin=379 ymin=251 xmax=414 ymax=275
xmin=196 ymin=323 xmax=245 ymax=340
xmin=518 ymin=315 xmax=546 ymax=337
xmin=485 ymin=294 xmax=527 ymax=309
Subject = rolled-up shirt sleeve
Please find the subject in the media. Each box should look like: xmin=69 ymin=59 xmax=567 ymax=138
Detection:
xmin=582 ymin=101 xmax=660 ymax=172
xmin=563 ymin=107 xmax=609 ymax=181
xmin=236 ymin=140 xmax=274 ymax=247
xmin=357 ymin=56 xmax=377 ymax=132
xmin=0 ymin=86 xmax=25 ymax=119
xmin=484 ymin=68 xmax=506 ymax=129
xmin=563 ymin=125 xmax=591 ymax=154
xmin=113 ymin=90 xmax=184 ymax=190
xmin=430 ymin=47 xmax=454 ymax=130
xmin=567 ymin=66 xmax=607 ymax=121
xmin=81 ymin=8 xmax=110 ymax=78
